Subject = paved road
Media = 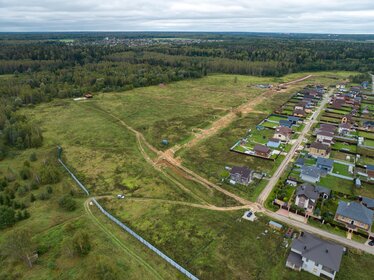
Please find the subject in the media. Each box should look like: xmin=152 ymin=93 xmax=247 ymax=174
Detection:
xmin=265 ymin=210 xmax=374 ymax=255
xmin=257 ymin=89 xmax=333 ymax=205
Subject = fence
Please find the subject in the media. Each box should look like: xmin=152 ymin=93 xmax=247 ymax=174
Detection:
xmin=57 ymin=147 xmax=199 ymax=280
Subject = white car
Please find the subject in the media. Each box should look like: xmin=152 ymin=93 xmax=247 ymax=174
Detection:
xmin=117 ymin=194 xmax=125 ymax=199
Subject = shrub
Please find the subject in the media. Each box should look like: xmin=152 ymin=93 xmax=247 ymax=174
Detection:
xmin=58 ymin=195 xmax=77 ymax=211
xmin=0 ymin=205 xmax=16 ymax=229
xmin=29 ymin=153 xmax=37 ymax=162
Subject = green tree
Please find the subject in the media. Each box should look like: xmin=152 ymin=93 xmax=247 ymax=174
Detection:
xmin=72 ymin=231 xmax=91 ymax=256
xmin=58 ymin=195 xmax=77 ymax=211
xmin=0 ymin=205 xmax=16 ymax=229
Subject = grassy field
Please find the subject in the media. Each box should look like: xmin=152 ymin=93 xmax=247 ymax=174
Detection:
xmin=102 ymin=198 xmax=374 ymax=280
xmin=3 ymin=71 xmax=372 ymax=279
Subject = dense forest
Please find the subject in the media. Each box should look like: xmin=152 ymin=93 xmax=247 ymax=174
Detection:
xmin=0 ymin=32 xmax=373 ymax=159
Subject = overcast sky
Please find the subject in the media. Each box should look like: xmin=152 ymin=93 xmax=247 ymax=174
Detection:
xmin=0 ymin=0 xmax=373 ymax=33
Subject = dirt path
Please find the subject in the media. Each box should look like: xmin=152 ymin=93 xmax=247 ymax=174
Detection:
xmin=83 ymin=199 xmax=165 ymax=280
xmin=158 ymin=75 xmax=313 ymax=158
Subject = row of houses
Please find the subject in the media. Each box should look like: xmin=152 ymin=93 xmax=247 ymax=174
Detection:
xmin=293 ymin=86 xmax=325 ymax=118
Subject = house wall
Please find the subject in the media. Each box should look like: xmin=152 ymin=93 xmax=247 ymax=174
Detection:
xmin=317 ymin=135 xmax=333 ymax=142
xmin=295 ymin=196 xmax=309 ymax=209
xmin=335 ymin=214 xmax=369 ymax=230
xmin=301 ymin=258 xmax=336 ymax=280
xmin=310 ymin=147 xmax=328 ymax=157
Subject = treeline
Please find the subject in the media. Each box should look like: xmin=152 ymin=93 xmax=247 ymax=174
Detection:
xmin=0 ymin=36 xmax=373 ymax=157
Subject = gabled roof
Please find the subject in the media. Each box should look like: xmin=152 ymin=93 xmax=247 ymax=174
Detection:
xmin=279 ymin=120 xmax=293 ymax=127
xmin=317 ymin=130 xmax=334 ymax=138
xmin=276 ymin=126 xmax=292 ymax=136
xmin=254 ymin=144 xmax=271 ymax=154
xmin=367 ymin=165 xmax=374 ymax=171
xmin=336 ymin=201 xmax=374 ymax=226
xmin=301 ymin=166 xmax=321 ymax=179
xmin=291 ymin=232 xmax=345 ymax=272
xmin=310 ymin=142 xmax=330 ymax=151
xmin=316 ymin=157 xmax=334 ymax=168
xmin=319 ymin=123 xmax=336 ymax=133
xmin=315 ymin=185 xmax=331 ymax=196
xmin=230 ymin=166 xmax=252 ymax=179
xmin=362 ymin=197 xmax=374 ymax=209
xmin=296 ymin=184 xmax=319 ymax=200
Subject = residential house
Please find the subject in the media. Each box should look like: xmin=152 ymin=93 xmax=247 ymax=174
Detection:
xmin=293 ymin=108 xmax=306 ymax=118
xmin=316 ymin=157 xmax=334 ymax=173
xmin=286 ymin=232 xmax=345 ymax=280
xmin=335 ymin=201 xmax=374 ymax=232
xmin=279 ymin=120 xmax=293 ymax=128
xmin=331 ymin=99 xmax=345 ymax=109
xmin=267 ymin=138 xmax=281 ymax=148
xmin=273 ymin=126 xmax=292 ymax=142
xmin=361 ymin=81 xmax=369 ymax=89
xmin=319 ymin=123 xmax=336 ymax=134
xmin=295 ymin=184 xmax=320 ymax=211
xmin=336 ymin=82 xmax=346 ymax=90
xmin=309 ymin=142 xmax=330 ymax=158
xmin=229 ymin=166 xmax=254 ymax=186
xmin=254 ymin=144 xmax=271 ymax=158
xmin=295 ymin=158 xmax=305 ymax=168
xmin=361 ymin=197 xmax=374 ymax=210
xmin=338 ymin=123 xmax=353 ymax=136
xmin=366 ymin=165 xmax=374 ymax=179
xmin=300 ymin=166 xmax=321 ymax=183
xmin=316 ymin=131 xmax=334 ymax=145
xmin=363 ymin=121 xmax=374 ymax=132
xmin=288 ymin=116 xmax=300 ymax=125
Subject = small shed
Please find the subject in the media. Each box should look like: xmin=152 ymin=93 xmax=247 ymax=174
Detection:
xmin=161 ymin=139 xmax=169 ymax=146
xmin=269 ymin=221 xmax=283 ymax=231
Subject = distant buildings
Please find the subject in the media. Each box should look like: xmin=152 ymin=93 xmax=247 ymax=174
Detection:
xmin=286 ymin=232 xmax=345 ymax=280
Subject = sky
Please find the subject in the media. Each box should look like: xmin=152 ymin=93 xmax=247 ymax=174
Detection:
xmin=0 ymin=0 xmax=374 ymax=33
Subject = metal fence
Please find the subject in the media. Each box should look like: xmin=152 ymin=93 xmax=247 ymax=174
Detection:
xmin=92 ymin=198 xmax=199 ymax=280
xmin=57 ymin=147 xmax=199 ymax=280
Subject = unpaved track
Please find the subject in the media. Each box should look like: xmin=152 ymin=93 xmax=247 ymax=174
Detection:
xmin=160 ymin=75 xmax=313 ymax=157
xmin=84 ymin=199 xmax=165 ymax=280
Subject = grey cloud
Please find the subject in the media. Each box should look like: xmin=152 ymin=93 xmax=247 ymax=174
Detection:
xmin=0 ymin=0 xmax=373 ymax=33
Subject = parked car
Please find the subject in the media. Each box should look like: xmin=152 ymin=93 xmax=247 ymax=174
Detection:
xmin=117 ymin=194 xmax=125 ymax=199
xmin=369 ymin=240 xmax=374 ymax=246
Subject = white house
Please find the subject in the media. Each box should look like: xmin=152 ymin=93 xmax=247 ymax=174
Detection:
xmin=286 ymin=232 xmax=345 ymax=280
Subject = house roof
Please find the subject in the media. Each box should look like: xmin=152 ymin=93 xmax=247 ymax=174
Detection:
xmin=254 ymin=144 xmax=271 ymax=154
xmin=316 ymin=157 xmax=334 ymax=168
xmin=336 ymin=201 xmax=374 ymax=226
xmin=301 ymin=166 xmax=321 ymax=179
xmin=362 ymin=197 xmax=374 ymax=209
xmin=288 ymin=116 xmax=299 ymax=122
xmin=317 ymin=130 xmax=334 ymax=138
xmin=296 ymin=184 xmax=319 ymax=200
xmin=230 ymin=166 xmax=252 ymax=179
xmin=315 ymin=185 xmax=331 ymax=196
xmin=276 ymin=126 xmax=292 ymax=136
xmin=295 ymin=158 xmax=304 ymax=166
xmin=293 ymin=109 xmax=306 ymax=115
xmin=287 ymin=251 xmax=303 ymax=267
xmin=367 ymin=165 xmax=374 ymax=171
xmin=291 ymin=232 xmax=345 ymax=272
xmin=319 ymin=123 xmax=336 ymax=133
xmin=339 ymin=123 xmax=352 ymax=129
xmin=279 ymin=120 xmax=293 ymax=127
xmin=310 ymin=142 xmax=330 ymax=151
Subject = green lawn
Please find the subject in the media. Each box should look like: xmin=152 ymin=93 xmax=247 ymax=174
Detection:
xmin=319 ymin=175 xmax=353 ymax=195
xmin=333 ymin=163 xmax=353 ymax=177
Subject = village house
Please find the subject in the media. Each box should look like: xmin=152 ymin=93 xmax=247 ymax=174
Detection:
xmin=295 ymin=184 xmax=319 ymax=211
xmin=254 ymin=144 xmax=271 ymax=158
xmin=273 ymin=126 xmax=292 ymax=142
xmin=366 ymin=165 xmax=374 ymax=179
xmin=293 ymin=108 xmax=306 ymax=118
xmin=300 ymin=166 xmax=321 ymax=184
xmin=286 ymin=232 xmax=345 ymax=280
xmin=335 ymin=201 xmax=374 ymax=232
xmin=229 ymin=166 xmax=254 ymax=186
xmin=279 ymin=120 xmax=293 ymax=128
xmin=267 ymin=138 xmax=281 ymax=148
xmin=363 ymin=121 xmax=374 ymax=132
xmin=336 ymin=82 xmax=346 ymax=91
xmin=317 ymin=123 xmax=336 ymax=135
xmin=316 ymin=157 xmax=334 ymax=173
xmin=338 ymin=123 xmax=354 ymax=136
xmin=316 ymin=131 xmax=334 ymax=145
xmin=287 ymin=116 xmax=300 ymax=125
xmin=361 ymin=197 xmax=374 ymax=210
xmin=309 ymin=142 xmax=330 ymax=158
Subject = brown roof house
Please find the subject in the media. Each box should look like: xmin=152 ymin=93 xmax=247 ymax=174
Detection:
xmin=316 ymin=131 xmax=334 ymax=146
xmin=254 ymin=144 xmax=271 ymax=158
xmin=273 ymin=126 xmax=292 ymax=142
xmin=341 ymin=114 xmax=353 ymax=124
xmin=309 ymin=142 xmax=330 ymax=158
xmin=286 ymin=232 xmax=345 ymax=280
xmin=293 ymin=108 xmax=306 ymax=118
xmin=229 ymin=166 xmax=254 ymax=186
xmin=335 ymin=201 xmax=374 ymax=232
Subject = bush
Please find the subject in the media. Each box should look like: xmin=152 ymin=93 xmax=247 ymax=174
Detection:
xmin=39 ymin=163 xmax=60 ymax=185
xmin=72 ymin=231 xmax=91 ymax=256
xmin=29 ymin=152 xmax=37 ymax=162
xmin=38 ymin=192 xmax=50 ymax=201
xmin=0 ymin=205 xmax=16 ymax=229
xmin=58 ymin=195 xmax=77 ymax=211
xmin=19 ymin=167 xmax=31 ymax=180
